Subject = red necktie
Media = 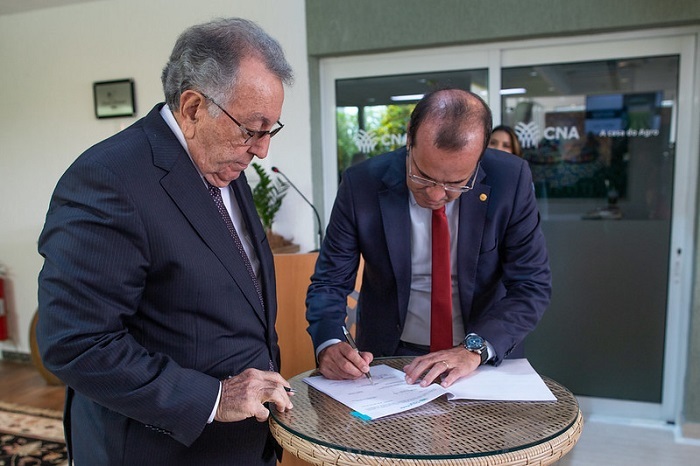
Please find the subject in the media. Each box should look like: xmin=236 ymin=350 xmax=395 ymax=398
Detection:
xmin=430 ymin=206 xmax=453 ymax=352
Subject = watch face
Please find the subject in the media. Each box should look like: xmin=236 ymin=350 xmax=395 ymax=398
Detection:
xmin=466 ymin=334 xmax=484 ymax=350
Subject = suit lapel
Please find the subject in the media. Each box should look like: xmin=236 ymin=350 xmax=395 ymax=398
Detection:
xmin=378 ymin=149 xmax=412 ymax=326
xmin=457 ymin=165 xmax=490 ymax=316
xmin=144 ymin=106 xmax=267 ymax=327
xmin=231 ymin=175 xmax=274 ymax=327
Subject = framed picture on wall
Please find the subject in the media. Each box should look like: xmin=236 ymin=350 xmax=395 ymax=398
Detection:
xmin=93 ymin=79 xmax=136 ymax=118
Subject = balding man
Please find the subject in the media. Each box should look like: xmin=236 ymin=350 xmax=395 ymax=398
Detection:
xmin=306 ymin=89 xmax=551 ymax=389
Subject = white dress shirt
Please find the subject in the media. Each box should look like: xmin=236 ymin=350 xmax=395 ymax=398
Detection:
xmin=401 ymin=193 xmax=465 ymax=346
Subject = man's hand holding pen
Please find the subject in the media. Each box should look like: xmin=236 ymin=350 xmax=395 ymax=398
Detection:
xmin=214 ymin=368 xmax=294 ymax=423
xmin=317 ymin=329 xmax=374 ymax=381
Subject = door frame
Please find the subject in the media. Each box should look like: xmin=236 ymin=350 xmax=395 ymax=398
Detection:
xmin=319 ymin=26 xmax=700 ymax=424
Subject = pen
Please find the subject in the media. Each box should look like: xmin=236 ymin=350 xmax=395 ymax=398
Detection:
xmin=284 ymin=386 xmax=296 ymax=393
xmin=342 ymin=326 xmax=374 ymax=384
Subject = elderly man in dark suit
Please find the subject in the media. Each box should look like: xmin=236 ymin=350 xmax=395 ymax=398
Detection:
xmin=37 ymin=18 xmax=294 ymax=465
xmin=306 ymin=89 xmax=551 ymax=389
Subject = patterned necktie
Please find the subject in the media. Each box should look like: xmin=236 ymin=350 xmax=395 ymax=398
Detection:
xmin=430 ymin=205 xmax=453 ymax=352
xmin=207 ymin=183 xmax=265 ymax=310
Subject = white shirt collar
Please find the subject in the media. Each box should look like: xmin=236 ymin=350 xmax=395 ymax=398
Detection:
xmin=159 ymin=104 xmax=190 ymax=155
xmin=160 ymin=104 xmax=213 ymax=187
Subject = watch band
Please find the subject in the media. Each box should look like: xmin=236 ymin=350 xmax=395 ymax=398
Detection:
xmin=477 ymin=346 xmax=488 ymax=365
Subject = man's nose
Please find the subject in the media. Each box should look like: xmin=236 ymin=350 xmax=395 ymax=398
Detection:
xmin=249 ymin=135 xmax=271 ymax=159
xmin=425 ymin=184 xmax=448 ymax=201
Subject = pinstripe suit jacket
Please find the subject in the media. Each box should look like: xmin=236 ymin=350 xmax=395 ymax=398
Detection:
xmin=37 ymin=104 xmax=280 ymax=465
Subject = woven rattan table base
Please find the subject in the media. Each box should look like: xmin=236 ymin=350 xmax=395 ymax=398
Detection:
xmin=270 ymin=357 xmax=583 ymax=466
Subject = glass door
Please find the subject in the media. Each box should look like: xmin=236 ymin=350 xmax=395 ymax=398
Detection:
xmin=319 ymin=29 xmax=698 ymax=423
xmin=503 ymin=56 xmax=678 ymax=404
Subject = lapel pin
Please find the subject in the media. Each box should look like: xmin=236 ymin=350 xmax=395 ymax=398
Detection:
xmin=479 ymin=193 xmax=488 ymax=202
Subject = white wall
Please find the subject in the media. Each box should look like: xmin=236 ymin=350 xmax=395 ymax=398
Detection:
xmin=0 ymin=0 xmax=312 ymax=354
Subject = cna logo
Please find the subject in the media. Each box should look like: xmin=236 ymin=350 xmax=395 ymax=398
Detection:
xmin=353 ymin=129 xmax=379 ymax=154
xmin=514 ymin=121 xmax=581 ymax=148
xmin=352 ymin=129 xmax=408 ymax=154
xmin=515 ymin=122 xmax=540 ymax=149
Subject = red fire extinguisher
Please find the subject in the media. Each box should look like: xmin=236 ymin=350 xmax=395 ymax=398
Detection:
xmin=0 ymin=265 xmax=7 ymax=340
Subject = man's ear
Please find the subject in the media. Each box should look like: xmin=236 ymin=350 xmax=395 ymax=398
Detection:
xmin=178 ymin=90 xmax=205 ymax=138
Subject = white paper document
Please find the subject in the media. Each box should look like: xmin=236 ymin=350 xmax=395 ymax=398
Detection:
xmin=303 ymin=359 xmax=556 ymax=420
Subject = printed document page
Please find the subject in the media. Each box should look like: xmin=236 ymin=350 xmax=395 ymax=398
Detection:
xmin=304 ymin=364 xmax=444 ymax=420
xmin=303 ymin=359 xmax=556 ymax=420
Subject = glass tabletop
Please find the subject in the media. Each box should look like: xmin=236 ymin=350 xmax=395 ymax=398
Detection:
xmin=270 ymin=357 xmax=581 ymax=461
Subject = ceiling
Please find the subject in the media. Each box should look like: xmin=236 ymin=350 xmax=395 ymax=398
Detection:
xmin=336 ymin=70 xmax=489 ymax=108
xmin=336 ymin=56 xmax=679 ymax=108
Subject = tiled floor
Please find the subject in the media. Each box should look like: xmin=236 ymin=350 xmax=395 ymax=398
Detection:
xmin=555 ymin=417 xmax=700 ymax=465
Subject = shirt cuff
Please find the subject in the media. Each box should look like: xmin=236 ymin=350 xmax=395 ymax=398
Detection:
xmin=208 ymin=382 xmax=222 ymax=423
xmin=316 ymin=338 xmax=342 ymax=359
xmin=485 ymin=340 xmax=496 ymax=363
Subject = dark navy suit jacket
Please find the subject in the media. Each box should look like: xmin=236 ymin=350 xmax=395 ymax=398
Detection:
xmin=306 ymin=147 xmax=551 ymax=363
xmin=37 ymin=104 xmax=280 ymax=465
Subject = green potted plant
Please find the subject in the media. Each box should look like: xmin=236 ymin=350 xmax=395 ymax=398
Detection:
xmin=251 ymin=162 xmax=299 ymax=253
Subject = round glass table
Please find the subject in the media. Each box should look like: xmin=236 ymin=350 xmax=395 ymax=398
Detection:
xmin=270 ymin=357 xmax=583 ymax=465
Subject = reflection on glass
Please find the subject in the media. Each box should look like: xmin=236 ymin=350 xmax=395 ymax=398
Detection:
xmin=509 ymin=56 xmax=680 ymax=404
xmin=335 ymin=69 xmax=489 ymax=180
xmin=500 ymin=56 xmax=678 ymax=221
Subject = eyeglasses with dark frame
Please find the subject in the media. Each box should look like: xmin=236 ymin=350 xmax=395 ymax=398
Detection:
xmin=201 ymin=93 xmax=284 ymax=144
xmin=407 ymin=147 xmax=480 ymax=193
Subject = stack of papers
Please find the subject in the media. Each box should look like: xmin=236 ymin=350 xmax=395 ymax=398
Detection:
xmin=303 ymin=359 xmax=556 ymax=420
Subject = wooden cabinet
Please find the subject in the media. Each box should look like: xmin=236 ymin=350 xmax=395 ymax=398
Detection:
xmin=273 ymin=253 xmax=319 ymax=381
